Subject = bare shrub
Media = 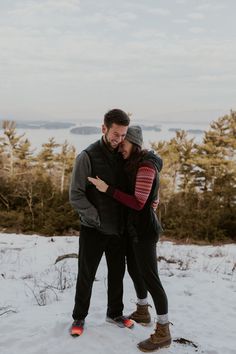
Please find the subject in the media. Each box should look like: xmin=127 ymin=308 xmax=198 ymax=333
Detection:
xmin=209 ymin=248 xmax=226 ymax=258
xmin=53 ymin=263 xmax=75 ymax=291
xmin=0 ymin=306 xmax=17 ymax=316
xmin=25 ymin=281 xmax=59 ymax=306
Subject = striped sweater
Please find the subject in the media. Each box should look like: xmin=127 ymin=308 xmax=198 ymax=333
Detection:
xmin=106 ymin=162 xmax=159 ymax=210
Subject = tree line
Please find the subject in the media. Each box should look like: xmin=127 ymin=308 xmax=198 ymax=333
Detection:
xmin=0 ymin=121 xmax=80 ymax=235
xmin=0 ymin=111 xmax=235 ymax=242
xmin=152 ymin=110 xmax=235 ymax=242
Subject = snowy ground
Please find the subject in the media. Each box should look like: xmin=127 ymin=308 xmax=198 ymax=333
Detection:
xmin=0 ymin=233 xmax=235 ymax=354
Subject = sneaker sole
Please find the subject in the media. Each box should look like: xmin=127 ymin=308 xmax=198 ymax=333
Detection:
xmin=70 ymin=327 xmax=84 ymax=337
xmin=106 ymin=317 xmax=134 ymax=329
xmin=71 ymin=333 xmax=81 ymax=337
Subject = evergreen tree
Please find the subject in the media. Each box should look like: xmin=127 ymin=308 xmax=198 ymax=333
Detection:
xmin=37 ymin=137 xmax=60 ymax=179
xmin=1 ymin=121 xmax=25 ymax=179
xmin=55 ymin=141 xmax=76 ymax=193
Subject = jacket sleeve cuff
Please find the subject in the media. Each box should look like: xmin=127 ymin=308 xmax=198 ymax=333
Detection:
xmin=106 ymin=186 xmax=115 ymax=197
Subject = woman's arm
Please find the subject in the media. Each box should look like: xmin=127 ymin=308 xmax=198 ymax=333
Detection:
xmin=88 ymin=163 xmax=156 ymax=211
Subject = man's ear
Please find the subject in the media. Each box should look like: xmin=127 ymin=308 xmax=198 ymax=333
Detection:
xmin=102 ymin=124 xmax=107 ymax=134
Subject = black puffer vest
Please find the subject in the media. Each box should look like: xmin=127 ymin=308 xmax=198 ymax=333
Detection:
xmin=127 ymin=151 xmax=163 ymax=242
xmin=85 ymin=138 xmax=126 ymax=236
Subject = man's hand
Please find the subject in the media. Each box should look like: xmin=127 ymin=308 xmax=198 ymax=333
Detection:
xmin=88 ymin=176 xmax=108 ymax=193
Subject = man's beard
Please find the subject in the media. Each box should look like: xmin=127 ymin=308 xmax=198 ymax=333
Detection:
xmin=104 ymin=133 xmax=118 ymax=151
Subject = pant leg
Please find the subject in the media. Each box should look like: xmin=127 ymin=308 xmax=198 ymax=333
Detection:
xmin=133 ymin=240 xmax=168 ymax=315
xmin=105 ymin=235 xmax=126 ymax=318
xmin=126 ymin=236 xmax=148 ymax=300
xmin=72 ymin=226 xmax=104 ymax=320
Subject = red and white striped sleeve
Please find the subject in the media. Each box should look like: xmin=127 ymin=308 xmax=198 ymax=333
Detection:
xmin=107 ymin=163 xmax=156 ymax=210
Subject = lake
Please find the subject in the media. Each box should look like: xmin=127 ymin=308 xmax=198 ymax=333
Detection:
xmin=1 ymin=121 xmax=210 ymax=153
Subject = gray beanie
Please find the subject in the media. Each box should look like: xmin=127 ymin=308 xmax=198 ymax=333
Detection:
xmin=125 ymin=125 xmax=143 ymax=148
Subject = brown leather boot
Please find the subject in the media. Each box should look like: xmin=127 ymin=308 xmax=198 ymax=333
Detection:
xmin=129 ymin=304 xmax=151 ymax=325
xmin=137 ymin=322 xmax=171 ymax=352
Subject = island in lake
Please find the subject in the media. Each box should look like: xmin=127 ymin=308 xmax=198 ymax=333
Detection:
xmin=168 ymin=128 xmax=182 ymax=132
xmin=70 ymin=126 xmax=101 ymax=135
xmin=139 ymin=124 xmax=161 ymax=132
xmin=186 ymin=129 xmax=204 ymax=134
xmin=168 ymin=128 xmax=204 ymax=134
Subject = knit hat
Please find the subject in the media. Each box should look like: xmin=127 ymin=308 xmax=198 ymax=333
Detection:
xmin=125 ymin=125 xmax=143 ymax=148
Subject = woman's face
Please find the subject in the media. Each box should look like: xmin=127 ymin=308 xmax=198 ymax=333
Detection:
xmin=119 ymin=139 xmax=133 ymax=159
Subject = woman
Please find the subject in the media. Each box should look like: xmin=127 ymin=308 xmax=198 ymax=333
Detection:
xmin=88 ymin=125 xmax=171 ymax=352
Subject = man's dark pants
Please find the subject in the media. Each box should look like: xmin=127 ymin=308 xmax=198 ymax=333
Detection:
xmin=72 ymin=225 xmax=125 ymax=320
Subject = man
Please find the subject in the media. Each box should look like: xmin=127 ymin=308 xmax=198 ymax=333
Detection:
xmin=69 ymin=108 xmax=133 ymax=336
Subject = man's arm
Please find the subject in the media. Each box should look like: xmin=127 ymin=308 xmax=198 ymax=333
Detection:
xmin=69 ymin=151 xmax=100 ymax=228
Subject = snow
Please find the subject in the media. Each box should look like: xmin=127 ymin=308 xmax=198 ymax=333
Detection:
xmin=0 ymin=233 xmax=235 ymax=354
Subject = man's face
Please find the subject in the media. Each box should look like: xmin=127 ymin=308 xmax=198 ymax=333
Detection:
xmin=102 ymin=123 xmax=128 ymax=150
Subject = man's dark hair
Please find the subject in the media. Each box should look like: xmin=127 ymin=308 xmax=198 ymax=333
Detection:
xmin=104 ymin=109 xmax=130 ymax=128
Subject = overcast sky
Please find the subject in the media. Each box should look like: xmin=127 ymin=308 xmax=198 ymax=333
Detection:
xmin=0 ymin=0 xmax=235 ymax=123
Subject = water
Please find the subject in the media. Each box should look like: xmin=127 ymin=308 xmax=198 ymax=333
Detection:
xmin=0 ymin=121 xmax=210 ymax=153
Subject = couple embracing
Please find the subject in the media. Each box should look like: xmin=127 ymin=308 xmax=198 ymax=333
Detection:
xmin=69 ymin=109 xmax=171 ymax=352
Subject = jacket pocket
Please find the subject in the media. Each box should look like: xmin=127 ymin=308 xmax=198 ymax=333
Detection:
xmin=79 ymin=205 xmax=101 ymax=228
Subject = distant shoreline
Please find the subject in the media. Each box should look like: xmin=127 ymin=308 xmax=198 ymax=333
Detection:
xmin=0 ymin=121 xmax=208 ymax=152
xmin=0 ymin=120 xmax=76 ymax=130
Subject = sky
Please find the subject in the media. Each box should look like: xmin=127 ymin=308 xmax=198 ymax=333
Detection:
xmin=0 ymin=233 xmax=235 ymax=354
xmin=0 ymin=0 xmax=236 ymax=123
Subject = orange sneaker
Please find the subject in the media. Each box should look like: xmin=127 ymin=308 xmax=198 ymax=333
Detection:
xmin=70 ymin=320 xmax=85 ymax=337
xmin=106 ymin=316 xmax=134 ymax=329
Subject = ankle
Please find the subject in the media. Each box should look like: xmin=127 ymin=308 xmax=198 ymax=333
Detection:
xmin=137 ymin=297 xmax=148 ymax=306
xmin=157 ymin=314 xmax=169 ymax=325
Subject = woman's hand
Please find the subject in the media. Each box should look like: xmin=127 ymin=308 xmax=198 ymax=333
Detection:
xmin=88 ymin=176 xmax=108 ymax=193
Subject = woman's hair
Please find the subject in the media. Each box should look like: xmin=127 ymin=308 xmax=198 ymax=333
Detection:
xmin=125 ymin=144 xmax=148 ymax=184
